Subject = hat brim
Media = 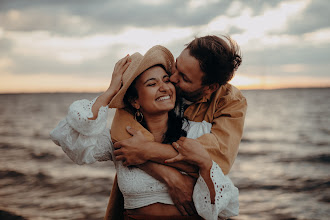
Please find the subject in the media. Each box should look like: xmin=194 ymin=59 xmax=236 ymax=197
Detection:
xmin=108 ymin=45 xmax=174 ymax=109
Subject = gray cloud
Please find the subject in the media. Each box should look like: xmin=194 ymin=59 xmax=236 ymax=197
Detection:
xmin=0 ymin=0 xmax=329 ymax=83
xmin=0 ymin=37 xmax=13 ymax=52
xmin=1 ymin=0 xmax=324 ymax=38
xmin=242 ymin=42 xmax=330 ymax=77
xmin=280 ymin=0 xmax=330 ymax=35
xmin=4 ymin=42 xmax=132 ymax=75
xmin=0 ymin=0 xmax=230 ymax=36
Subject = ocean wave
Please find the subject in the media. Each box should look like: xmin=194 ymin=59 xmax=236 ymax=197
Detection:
xmin=238 ymin=178 xmax=330 ymax=193
xmin=0 ymin=168 xmax=112 ymax=196
xmin=238 ymin=151 xmax=269 ymax=157
xmin=30 ymin=152 xmax=57 ymax=161
xmin=277 ymin=154 xmax=330 ymax=164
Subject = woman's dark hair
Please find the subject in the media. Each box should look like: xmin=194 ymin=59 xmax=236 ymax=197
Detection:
xmin=123 ymin=65 xmax=187 ymax=144
xmin=186 ymin=35 xmax=242 ymax=86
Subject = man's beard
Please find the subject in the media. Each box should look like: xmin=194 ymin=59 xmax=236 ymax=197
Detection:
xmin=176 ymin=87 xmax=204 ymax=102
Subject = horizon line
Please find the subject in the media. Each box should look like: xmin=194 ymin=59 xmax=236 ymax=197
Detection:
xmin=1 ymin=85 xmax=329 ymax=95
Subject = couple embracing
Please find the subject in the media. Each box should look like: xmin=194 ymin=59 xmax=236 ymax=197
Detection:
xmin=51 ymin=35 xmax=247 ymax=220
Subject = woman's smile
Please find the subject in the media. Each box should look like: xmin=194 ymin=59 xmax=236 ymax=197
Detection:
xmin=156 ymin=95 xmax=171 ymax=102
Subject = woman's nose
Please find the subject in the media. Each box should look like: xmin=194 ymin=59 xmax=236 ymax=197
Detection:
xmin=160 ymin=82 xmax=170 ymax=92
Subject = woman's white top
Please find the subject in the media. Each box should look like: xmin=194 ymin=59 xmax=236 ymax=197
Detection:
xmin=50 ymin=97 xmax=239 ymax=220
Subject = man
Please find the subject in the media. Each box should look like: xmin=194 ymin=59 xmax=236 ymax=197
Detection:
xmin=105 ymin=35 xmax=247 ymax=219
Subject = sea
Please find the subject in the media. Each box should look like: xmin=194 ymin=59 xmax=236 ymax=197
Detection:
xmin=0 ymin=88 xmax=329 ymax=220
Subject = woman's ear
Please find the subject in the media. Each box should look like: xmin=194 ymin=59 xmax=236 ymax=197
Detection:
xmin=129 ymin=98 xmax=140 ymax=110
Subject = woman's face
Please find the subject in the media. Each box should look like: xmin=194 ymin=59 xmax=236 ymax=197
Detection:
xmin=133 ymin=66 xmax=176 ymax=115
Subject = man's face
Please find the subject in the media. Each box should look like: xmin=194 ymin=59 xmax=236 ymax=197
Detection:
xmin=169 ymin=49 xmax=205 ymax=102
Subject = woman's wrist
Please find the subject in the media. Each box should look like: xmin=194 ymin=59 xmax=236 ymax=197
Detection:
xmin=103 ymin=88 xmax=117 ymax=104
xmin=198 ymin=159 xmax=213 ymax=175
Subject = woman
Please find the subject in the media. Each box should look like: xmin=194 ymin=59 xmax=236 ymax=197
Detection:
xmin=50 ymin=45 xmax=238 ymax=220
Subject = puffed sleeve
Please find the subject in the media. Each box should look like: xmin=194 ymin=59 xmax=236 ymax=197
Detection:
xmin=193 ymin=161 xmax=239 ymax=220
xmin=50 ymin=97 xmax=113 ymax=165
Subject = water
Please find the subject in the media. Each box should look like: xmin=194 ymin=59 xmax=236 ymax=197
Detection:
xmin=0 ymin=88 xmax=329 ymax=220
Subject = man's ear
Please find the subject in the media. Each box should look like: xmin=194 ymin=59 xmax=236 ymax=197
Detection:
xmin=203 ymin=83 xmax=220 ymax=96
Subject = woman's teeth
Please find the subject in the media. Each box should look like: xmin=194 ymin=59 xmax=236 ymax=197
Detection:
xmin=156 ymin=95 xmax=170 ymax=101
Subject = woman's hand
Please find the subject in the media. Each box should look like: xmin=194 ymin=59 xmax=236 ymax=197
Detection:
xmin=165 ymin=137 xmax=212 ymax=171
xmin=107 ymin=54 xmax=131 ymax=95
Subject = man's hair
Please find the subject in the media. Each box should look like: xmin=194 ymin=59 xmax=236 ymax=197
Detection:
xmin=185 ymin=35 xmax=242 ymax=86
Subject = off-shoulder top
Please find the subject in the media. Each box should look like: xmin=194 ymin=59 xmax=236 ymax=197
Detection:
xmin=50 ymin=97 xmax=239 ymax=220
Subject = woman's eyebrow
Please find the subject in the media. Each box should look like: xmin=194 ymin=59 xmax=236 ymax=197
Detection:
xmin=143 ymin=78 xmax=157 ymax=85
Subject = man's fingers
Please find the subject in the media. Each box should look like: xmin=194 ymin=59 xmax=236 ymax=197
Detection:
xmin=113 ymin=149 xmax=124 ymax=156
xmin=176 ymin=204 xmax=188 ymax=216
xmin=183 ymin=203 xmax=195 ymax=216
xmin=126 ymin=126 xmax=139 ymax=136
xmin=113 ymin=142 xmax=122 ymax=149
xmin=191 ymin=202 xmax=197 ymax=214
xmin=179 ymin=136 xmax=186 ymax=141
xmin=115 ymin=155 xmax=126 ymax=161
xmin=187 ymin=201 xmax=197 ymax=215
xmin=176 ymin=139 xmax=184 ymax=147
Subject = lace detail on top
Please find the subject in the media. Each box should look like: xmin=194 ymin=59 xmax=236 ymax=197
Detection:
xmin=50 ymin=97 xmax=112 ymax=165
xmin=193 ymin=161 xmax=239 ymax=220
xmin=66 ymin=97 xmax=108 ymax=136
xmin=115 ymin=162 xmax=173 ymax=209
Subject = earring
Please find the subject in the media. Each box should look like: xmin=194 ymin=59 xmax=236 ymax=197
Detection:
xmin=134 ymin=109 xmax=143 ymax=122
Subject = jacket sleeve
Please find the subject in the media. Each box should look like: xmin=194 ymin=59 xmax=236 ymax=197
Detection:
xmin=196 ymin=95 xmax=247 ymax=174
xmin=50 ymin=97 xmax=113 ymax=165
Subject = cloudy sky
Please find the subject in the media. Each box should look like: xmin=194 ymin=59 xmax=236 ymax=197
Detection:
xmin=0 ymin=0 xmax=329 ymax=93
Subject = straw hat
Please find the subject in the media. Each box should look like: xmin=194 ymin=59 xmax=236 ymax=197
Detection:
xmin=108 ymin=45 xmax=174 ymax=108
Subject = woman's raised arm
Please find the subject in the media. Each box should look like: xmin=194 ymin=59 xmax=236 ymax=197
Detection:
xmin=90 ymin=55 xmax=131 ymax=120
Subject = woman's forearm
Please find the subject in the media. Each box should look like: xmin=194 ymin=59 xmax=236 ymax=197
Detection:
xmin=89 ymin=89 xmax=116 ymax=120
xmin=198 ymin=160 xmax=215 ymax=203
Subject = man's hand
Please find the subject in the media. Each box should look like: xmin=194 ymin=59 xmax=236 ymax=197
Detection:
xmin=113 ymin=126 xmax=149 ymax=166
xmin=166 ymin=137 xmax=212 ymax=168
xmin=167 ymin=172 xmax=197 ymax=216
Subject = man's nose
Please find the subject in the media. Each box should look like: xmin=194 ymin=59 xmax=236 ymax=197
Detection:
xmin=170 ymin=72 xmax=179 ymax=84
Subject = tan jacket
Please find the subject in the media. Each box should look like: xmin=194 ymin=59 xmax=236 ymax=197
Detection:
xmin=104 ymin=83 xmax=247 ymax=220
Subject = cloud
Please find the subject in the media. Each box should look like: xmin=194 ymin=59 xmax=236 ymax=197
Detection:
xmin=0 ymin=0 xmax=329 ymax=91
xmin=0 ymin=0 xmax=229 ymax=36
xmin=284 ymin=0 xmax=330 ymax=35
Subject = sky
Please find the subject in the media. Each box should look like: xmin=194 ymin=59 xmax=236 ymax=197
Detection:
xmin=0 ymin=0 xmax=329 ymax=93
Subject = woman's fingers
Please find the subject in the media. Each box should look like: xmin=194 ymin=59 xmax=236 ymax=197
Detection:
xmin=117 ymin=54 xmax=129 ymax=65
xmin=165 ymin=154 xmax=183 ymax=163
xmin=119 ymin=55 xmax=131 ymax=71
xmin=172 ymin=142 xmax=180 ymax=152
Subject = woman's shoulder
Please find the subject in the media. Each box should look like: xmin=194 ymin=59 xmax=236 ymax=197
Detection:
xmin=183 ymin=120 xmax=212 ymax=139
